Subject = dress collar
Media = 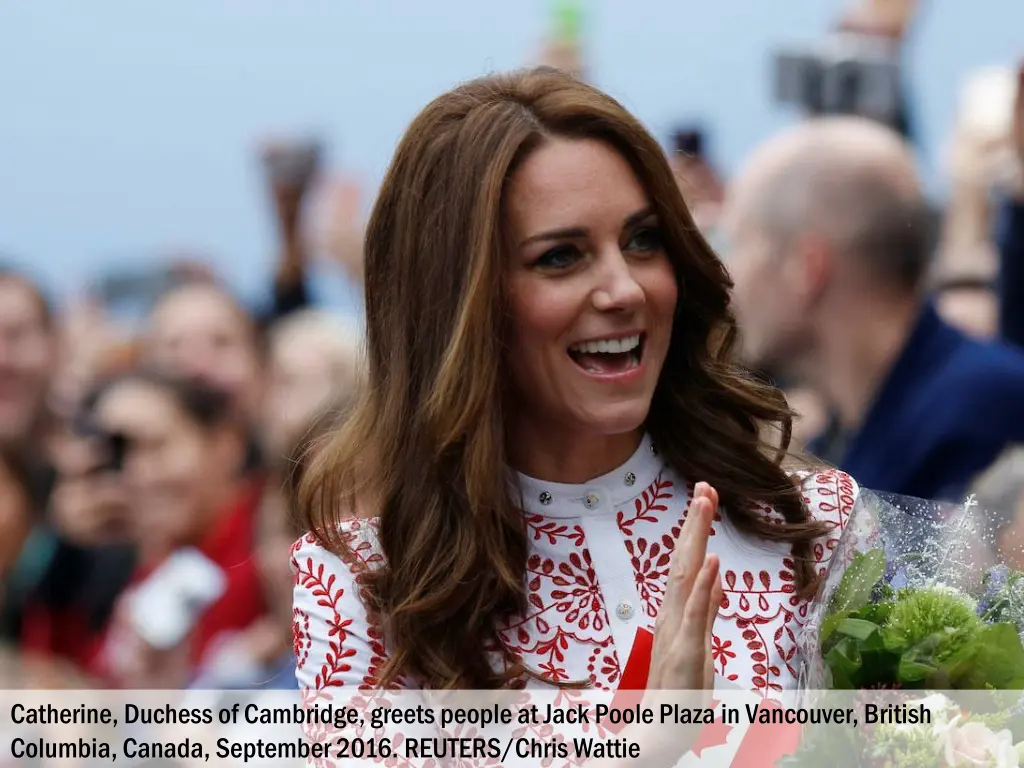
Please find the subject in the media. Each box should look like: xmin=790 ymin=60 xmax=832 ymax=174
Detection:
xmin=513 ymin=433 xmax=666 ymax=518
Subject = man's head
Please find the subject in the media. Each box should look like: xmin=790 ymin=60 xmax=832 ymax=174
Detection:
xmin=723 ymin=117 xmax=931 ymax=375
xmin=0 ymin=267 xmax=56 ymax=449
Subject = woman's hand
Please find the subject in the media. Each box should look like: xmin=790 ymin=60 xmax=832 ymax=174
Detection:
xmin=647 ymin=481 xmax=723 ymax=692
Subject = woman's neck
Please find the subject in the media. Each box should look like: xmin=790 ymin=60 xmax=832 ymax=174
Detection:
xmin=507 ymin=425 xmax=643 ymax=484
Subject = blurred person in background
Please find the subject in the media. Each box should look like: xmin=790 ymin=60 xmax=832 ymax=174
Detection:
xmin=138 ymin=139 xmax=322 ymax=470
xmin=259 ymin=138 xmax=320 ymax=322
xmin=932 ymin=66 xmax=1019 ymax=341
xmin=194 ymin=407 xmax=342 ymax=690
xmin=0 ymin=266 xmax=57 ymax=461
xmin=931 ymin=274 xmax=998 ymax=341
xmin=994 ymin=64 xmax=1024 ymax=350
xmin=81 ymin=371 xmax=264 ymax=686
xmin=260 ymin=309 xmax=362 ymax=465
xmin=724 ymin=116 xmax=1024 ymax=502
xmin=143 ymin=281 xmax=266 ymax=425
xmin=0 ymin=450 xmax=35 ymax=629
xmin=14 ymin=420 xmax=137 ymax=673
xmin=669 ymin=127 xmax=725 ymax=237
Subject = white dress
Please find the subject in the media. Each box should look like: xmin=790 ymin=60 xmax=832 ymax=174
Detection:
xmin=291 ymin=434 xmax=856 ymax=697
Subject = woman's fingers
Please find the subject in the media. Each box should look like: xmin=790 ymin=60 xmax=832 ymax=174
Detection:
xmin=705 ymin=558 xmax=724 ymax=639
xmin=660 ymin=483 xmax=718 ymax=632
xmin=682 ymin=554 xmax=719 ymax=634
xmin=674 ymin=485 xmax=717 ymax=592
xmin=662 ymin=553 xmax=720 ymax=690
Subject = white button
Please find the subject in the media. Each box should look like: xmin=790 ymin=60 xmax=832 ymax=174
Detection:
xmin=615 ymin=601 xmax=634 ymax=620
xmin=584 ymin=491 xmax=600 ymax=510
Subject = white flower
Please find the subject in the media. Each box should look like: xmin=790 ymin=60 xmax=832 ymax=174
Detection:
xmin=908 ymin=693 xmax=954 ymax=729
xmin=937 ymin=718 xmax=1019 ymax=767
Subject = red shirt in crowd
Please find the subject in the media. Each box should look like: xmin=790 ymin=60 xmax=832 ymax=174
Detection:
xmin=22 ymin=479 xmax=266 ymax=684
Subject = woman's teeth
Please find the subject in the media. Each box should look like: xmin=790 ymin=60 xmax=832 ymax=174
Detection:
xmin=568 ymin=334 xmax=641 ymax=355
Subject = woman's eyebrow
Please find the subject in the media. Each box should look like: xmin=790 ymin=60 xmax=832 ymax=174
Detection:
xmin=518 ymin=205 xmax=656 ymax=248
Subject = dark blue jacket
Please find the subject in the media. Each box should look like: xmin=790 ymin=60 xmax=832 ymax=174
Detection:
xmin=996 ymin=198 xmax=1024 ymax=350
xmin=811 ymin=302 xmax=1024 ymax=501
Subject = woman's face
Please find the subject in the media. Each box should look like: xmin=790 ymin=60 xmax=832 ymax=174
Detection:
xmin=147 ymin=287 xmax=262 ymax=418
xmin=93 ymin=380 xmax=233 ymax=553
xmin=504 ymin=137 xmax=678 ymax=443
xmin=262 ymin=328 xmax=348 ymax=460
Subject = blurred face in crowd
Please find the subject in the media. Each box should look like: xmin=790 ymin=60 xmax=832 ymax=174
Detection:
xmin=722 ymin=182 xmax=811 ymax=374
xmin=262 ymin=318 xmax=357 ymax=461
xmin=504 ymin=138 xmax=677 ymax=452
xmin=92 ymin=379 xmax=242 ymax=558
xmin=50 ymin=428 xmax=132 ymax=546
xmin=0 ymin=277 xmax=55 ymax=447
xmin=146 ymin=285 xmax=262 ymax=419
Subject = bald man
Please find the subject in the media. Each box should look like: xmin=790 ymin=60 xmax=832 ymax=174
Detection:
xmin=723 ymin=116 xmax=1024 ymax=501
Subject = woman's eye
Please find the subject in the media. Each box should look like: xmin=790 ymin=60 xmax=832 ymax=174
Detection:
xmin=626 ymin=226 xmax=664 ymax=253
xmin=534 ymin=244 xmax=582 ymax=270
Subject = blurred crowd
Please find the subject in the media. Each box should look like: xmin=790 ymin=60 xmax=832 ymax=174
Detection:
xmin=0 ymin=140 xmax=363 ymax=692
xmin=0 ymin=0 xmax=1022 ymax=700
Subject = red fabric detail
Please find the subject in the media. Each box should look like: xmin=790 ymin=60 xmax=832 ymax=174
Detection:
xmin=617 ymin=627 xmax=653 ymax=691
xmin=184 ymin=479 xmax=265 ymax=666
xmin=601 ymin=627 xmax=653 ymax=735
xmin=20 ymin=605 xmax=107 ymax=675
xmin=82 ymin=480 xmax=266 ymax=682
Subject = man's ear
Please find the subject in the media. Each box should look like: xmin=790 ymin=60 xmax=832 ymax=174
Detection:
xmin=787 ymin=233 xmax=834 ymax=306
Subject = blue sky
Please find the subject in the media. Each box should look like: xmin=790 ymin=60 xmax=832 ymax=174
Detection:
xmin=0 ymin=0 xmax=1020 ymax=315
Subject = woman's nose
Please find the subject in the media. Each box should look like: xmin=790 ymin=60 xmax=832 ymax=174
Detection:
xmin=592 ymin=250 xmax=645 ymax=312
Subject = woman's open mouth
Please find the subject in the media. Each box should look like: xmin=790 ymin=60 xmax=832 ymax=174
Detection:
xmin=567 ymin=333 xmax=645 ymax=376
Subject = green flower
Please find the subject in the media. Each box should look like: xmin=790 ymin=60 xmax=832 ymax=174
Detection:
xmin=883 ymin=585 xmax=984 ymax=659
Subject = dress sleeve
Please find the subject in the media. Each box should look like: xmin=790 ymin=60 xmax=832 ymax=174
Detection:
xmin=290 ymin=520 xmax=397 ymax=694
xmin=291 ymin=523 xmax=440 ymax=768
xmin=799 ymin=468 xmax=860 ymax=578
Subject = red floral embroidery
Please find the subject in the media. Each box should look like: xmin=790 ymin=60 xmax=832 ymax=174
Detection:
xmin=526 ymin=516 xmax=586 ymax=547
xmin=292 ymin=607 xmax=311 ymax=670
xmin=711 ymin=634 xmax=739 ymax=682
xmin=293 ymin=555 xmax=357 ymax=690
xmin=292 ymin=467 xmax=856 ymax=700
xmin=617 ymin=474 xmax=674 ymax=536
xmin=586 ymin=638 xmax=621 ymax=691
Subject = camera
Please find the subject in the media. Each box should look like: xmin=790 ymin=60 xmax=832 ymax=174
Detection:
xmin=72 ymin=413 xmax=130 ymax=475
xmin=126 ymin=548 xmax=227 ymax=650
xmin=672 ymin=128 xmax=705 ymax=159
xmin=773 ymin=34 xmax=903 ymax=130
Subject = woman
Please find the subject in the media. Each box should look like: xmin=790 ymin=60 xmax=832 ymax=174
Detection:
xmin=144 ymin=281 xmax=266 ymax=426
xmin=82 ymin=370 xmax=265 ymax=685
xmin=292 ymin=68 xmax=855 ymax=709
xmin=195 ymin=405 xmax=346 ymax=689
xmin=261 ymin=309 xmax=362 ymax=465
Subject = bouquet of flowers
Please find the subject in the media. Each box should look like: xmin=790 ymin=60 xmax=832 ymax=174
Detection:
xmin=799 ymin=489 xmax=1024 ymax=691
xmin=780 ymin=488 xmax=1024 ymax=766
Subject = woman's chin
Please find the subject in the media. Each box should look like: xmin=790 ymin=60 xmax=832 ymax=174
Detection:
xmin=571 ymin=399 xmax=652 ymax=437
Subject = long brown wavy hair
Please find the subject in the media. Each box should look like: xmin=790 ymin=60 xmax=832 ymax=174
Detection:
xmin=300 ymin=67 xmax=830 ymax=690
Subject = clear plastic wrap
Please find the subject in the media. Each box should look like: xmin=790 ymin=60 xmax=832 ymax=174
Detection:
xmin=797 ymin=488 xmax=1024 ymax=692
